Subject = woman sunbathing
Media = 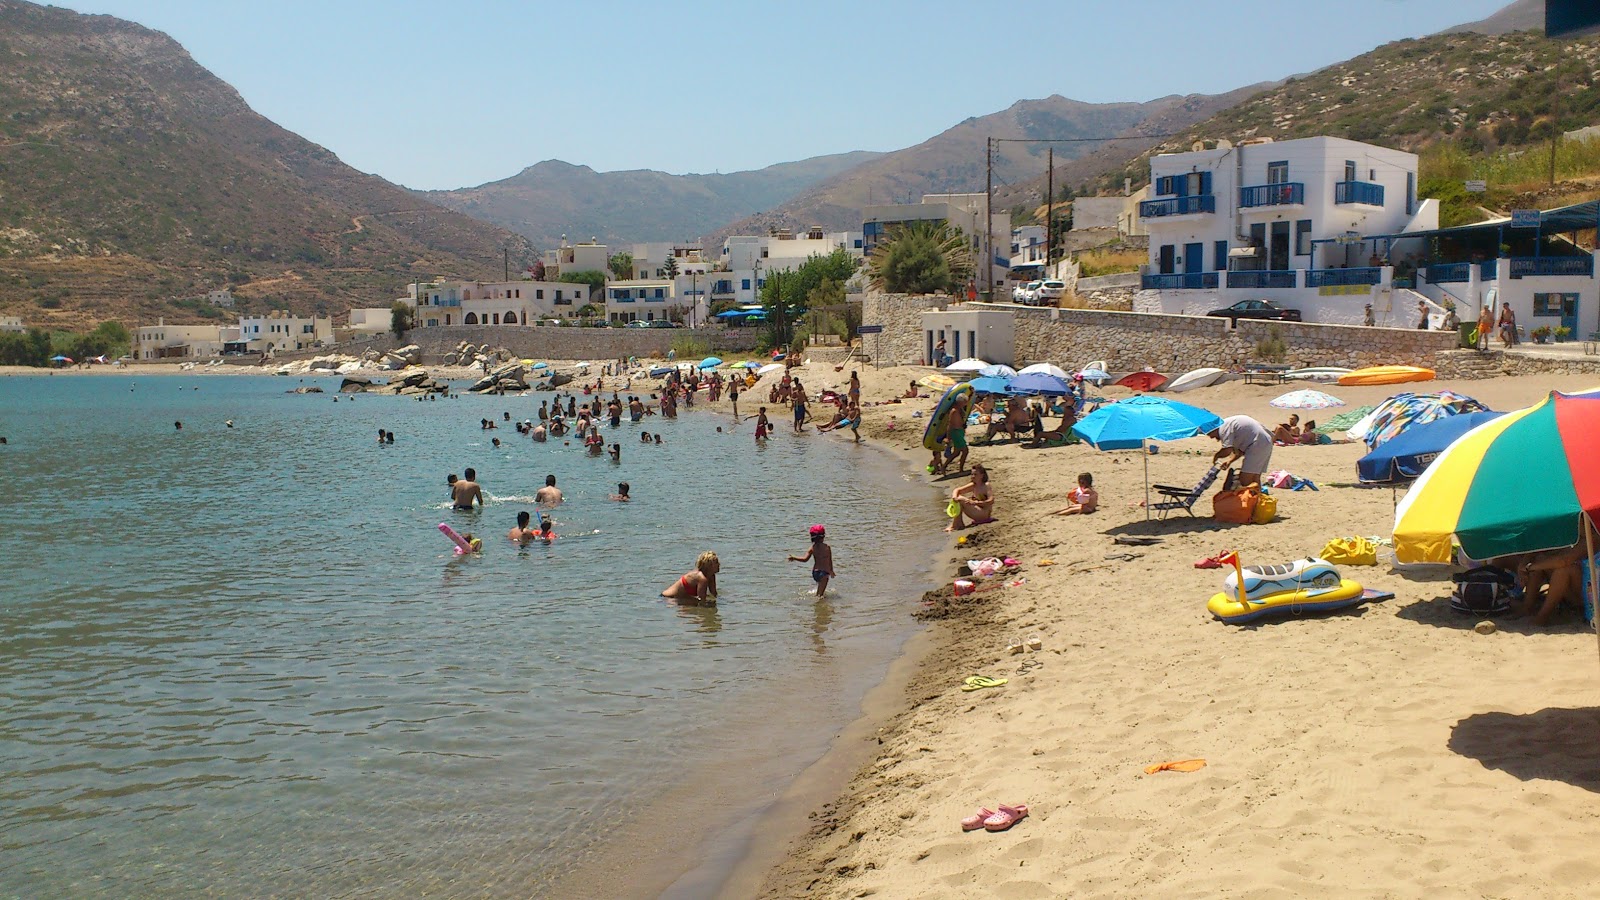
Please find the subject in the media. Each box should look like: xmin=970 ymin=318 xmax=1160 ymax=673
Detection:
xmin=1297 ymin=420 xmax=1323 ymax=445
xmin=947 ymin=464 xmax=995 ymax=532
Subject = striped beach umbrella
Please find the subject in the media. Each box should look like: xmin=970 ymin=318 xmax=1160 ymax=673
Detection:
xmin=1394 ymin=391 xmax=1600 ymax=564
xmin=1270 ymin=389 xmax=1345 ymax=410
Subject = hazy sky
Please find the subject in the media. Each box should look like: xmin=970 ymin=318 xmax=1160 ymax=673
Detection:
xmin=64 ymin=0 xmax=1511 ymax=189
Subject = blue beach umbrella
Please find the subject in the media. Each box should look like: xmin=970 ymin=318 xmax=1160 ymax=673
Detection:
xmin=1078 ymin=367 xmax=1111 ymax=385
xmin=1357 ymin=410 xmax=1504 ymax=485
xmin=1072 ymin=396 xmax=1225 ymax=520
xmin=966 ymin=375 xmax=1014 ymax=394
xmin=698 ymin=356 xmax=723 ymax=369
xmin=1006 ymin=372 xmax=1074 ymax=396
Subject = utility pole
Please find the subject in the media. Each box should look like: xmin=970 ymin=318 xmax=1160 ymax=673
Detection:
xmin=504 ymin=248 xmax=510 ymax=282
xmin=1045 ymin=147 xmax=1054 ymax=277
xmin=690 ymin=271 xmax=698 ymax=328
xmin=1550 ymin=63 xmax=1561 ymax=187
xmin=984 ymin=136 xmax=993 ymax=300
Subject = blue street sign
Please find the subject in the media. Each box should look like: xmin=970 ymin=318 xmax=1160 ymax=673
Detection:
xmin=856 ymin=325 xmax=884 ymax=335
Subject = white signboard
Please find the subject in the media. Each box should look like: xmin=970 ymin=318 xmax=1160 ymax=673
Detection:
xmin=1464 ymin=180 xmax=1487 ymax=193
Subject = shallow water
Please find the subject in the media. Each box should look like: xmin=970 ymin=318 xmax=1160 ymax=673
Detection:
xmin=0 ymin=375 xmax=942 ymax=897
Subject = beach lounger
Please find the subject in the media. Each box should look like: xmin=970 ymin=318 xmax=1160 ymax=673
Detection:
xmin=1151 ymin=465 xmax=1222 ymax=520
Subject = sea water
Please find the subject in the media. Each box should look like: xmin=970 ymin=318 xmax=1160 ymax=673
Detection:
xmin=0 ymin=374 xmax=943 ymax=897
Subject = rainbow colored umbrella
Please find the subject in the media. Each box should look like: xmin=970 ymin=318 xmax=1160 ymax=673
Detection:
xmin=1393 ymin=391 xmax=1600 ymax=564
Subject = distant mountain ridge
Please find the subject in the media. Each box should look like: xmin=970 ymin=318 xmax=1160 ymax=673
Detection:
xmin=0 ymin=0 xmax=535 ymax=329
xmin=419 ymin=151 xmax=885 ymax=250
xmin=1442 ymin=0 xmax=1545 ymax=36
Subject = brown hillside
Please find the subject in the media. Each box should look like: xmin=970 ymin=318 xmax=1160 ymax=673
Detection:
xmin=0 ymin=0 xmax=534 ymax=330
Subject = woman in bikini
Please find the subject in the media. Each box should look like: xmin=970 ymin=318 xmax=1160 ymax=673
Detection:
xmin=947 ymin=463 xmax=994 ymax=532
xmin=662 ymin=551 xmax=721 ymax=605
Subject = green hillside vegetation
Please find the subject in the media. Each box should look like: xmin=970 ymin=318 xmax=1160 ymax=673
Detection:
xmin=1095 ymin=31 xmax=1600 ymax=220
xmin=0 ymin=0 xmax=534 ymax=330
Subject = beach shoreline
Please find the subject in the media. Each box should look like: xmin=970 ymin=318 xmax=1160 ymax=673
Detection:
xmin=696 ymin=362 xmax=1600 ymax=899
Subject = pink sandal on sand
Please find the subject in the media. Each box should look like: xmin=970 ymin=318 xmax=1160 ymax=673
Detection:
xmin=983 ymin=804 xmax=1029 ymax=832
xmin=960 ymin=807 xmax=997 ymax=832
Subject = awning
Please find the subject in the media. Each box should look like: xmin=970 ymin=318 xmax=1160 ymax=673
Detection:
xmin=1359 ymin=199 xmax=1600 ymax=244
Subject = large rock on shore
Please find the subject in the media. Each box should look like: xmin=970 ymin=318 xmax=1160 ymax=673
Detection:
xmin=468 ymin=361 xmax=528 ymax=393
xmin=339 ymin=376 xmax=374 ymax=393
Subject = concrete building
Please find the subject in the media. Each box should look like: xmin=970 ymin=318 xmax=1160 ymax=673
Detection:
xmin=862 ymin=194 xmax=1008 ymax=296
xmin=205 ymin=289 xmax=236 ymax=308
xmin=238 ymin=311 xmax=333 ymax=353
xmin=134 ymin=320 xmax=241 ymax=359
xmin=921 ymin=307 xmax=1015 ymax=367
xmin=0 ymin=315 xmax=24 ymax=333
xmin=1072 ymin=191 xmax=1148 ymax=237
xmin=1137 ymin=136 xmax=1435 ymax=325
xmin=404 ymin=279 xmax=595 ymax=327
xmin=604 ymin=279 xmax=677 ymax=324
xmin=541 ymin=238 xmax=610 ymax=277
xmin=1011 ymin=226 xmax=1047 ymax=266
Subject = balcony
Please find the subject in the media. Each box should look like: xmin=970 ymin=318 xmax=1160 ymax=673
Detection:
xmin=1141 ymin=272 xmax=1219 ymax=290
xmin=1508 ymin=256 xmax=1594 ymax=278
xmin=1239 ymin=183 xmax=1305 ymax=208
xmin=1138 ymin=195 xmax=1216 ymax=218
xmin=1424 ymin=263 xmax=1471 ymax=284
xmin=1226 ymin=270 xmax=1298 ymax=289
xmin=1334 ymin=181 xmax=1385 ymax=206
xmin=1306 ymin=267 xmax=1382 ymax=287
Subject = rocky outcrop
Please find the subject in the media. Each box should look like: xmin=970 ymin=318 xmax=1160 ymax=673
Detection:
xmin=339 ymin=369 xmax=449 ymax=395
xmin=467 ymin=361 xmax=528 ymax=393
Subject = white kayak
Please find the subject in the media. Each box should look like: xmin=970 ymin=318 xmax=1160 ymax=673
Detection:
xmin=1285 ymin=366 xmax=1352 ymax=383
xmin=1167 ymin=367 xmax=1226 ymax=392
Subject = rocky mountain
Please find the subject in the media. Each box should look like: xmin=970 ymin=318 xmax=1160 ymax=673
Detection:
xmin=419 ymin=151 xmax=885 ymax=250
xmin=700 ymin=90 xmax=1275 ymax=247
xmin=1443 ymin=0 xmax=1546 ymax=36
xmin=0 ymin=0 xmax=536 ymax=330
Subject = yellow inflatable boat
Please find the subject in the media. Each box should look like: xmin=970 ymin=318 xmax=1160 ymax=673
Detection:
xmin=1207 ymin=579 xmax=1368 ymax=624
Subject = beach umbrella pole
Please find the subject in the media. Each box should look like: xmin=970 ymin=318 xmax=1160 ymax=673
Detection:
xmin=1589 ymin=514 xmax=1599 ymax=671
xmin=1144 ymin=441 xmax=1151 ymax=522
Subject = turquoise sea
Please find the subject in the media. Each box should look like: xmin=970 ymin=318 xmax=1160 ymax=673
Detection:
xmin=0 ymin=374 xmax=942 ymax=897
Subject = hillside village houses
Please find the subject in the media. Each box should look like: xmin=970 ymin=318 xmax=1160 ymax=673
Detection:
xmin=135 ymin=319 xmax=242 ymax=359
xmin=0 ymin=315 xmax=25 ymax=333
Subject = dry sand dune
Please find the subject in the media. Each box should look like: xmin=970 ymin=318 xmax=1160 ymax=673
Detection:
xmin=715 ymin=366 xmax=1600 ymax=899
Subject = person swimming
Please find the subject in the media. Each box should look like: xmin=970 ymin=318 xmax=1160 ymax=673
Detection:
xmin=610 ymin=482 xmax=630 ymax=501
xmin=508 ymin=510 xmax=537 ymax=545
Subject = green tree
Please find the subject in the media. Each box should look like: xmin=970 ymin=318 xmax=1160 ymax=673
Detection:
xmin=390 ymin=300 xmax=413 ymax=338
xmin=758 ymin=248 xmax=858 ymax=348
xmin=663 ymin=255 xmax=679 ymax=279
xmin=559 ymin=270 xmax=607 ymax=300
xmin=865 ymin=220 xmax=973 ymax=294
xmin=608 ymin=252 xmax=634 ymax=280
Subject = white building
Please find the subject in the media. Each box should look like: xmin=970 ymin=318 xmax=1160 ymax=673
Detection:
xmin=1011 ymin=226 xmax=1047 ymax=265
xmin=921 ymin=307 xmax=1015 ymax=367
xmin=346 ymin=308 xmax=393 ymax=334
xmin=541 ymin=238 xmax=610 ymax=277
xmin=238 ymin=311 xmax=333 ymax=353
xmin=1136 ymin=136 xmax=1435 ymax=325
xmin=405 ymin=279 xmax=595 ymax=327
xmin=0 ymin=315 xmax=24 ymax=333
xmin=205 ymin=289 xmax=235 ymax=308
xmin=604 ymin=279 xmax=677 ymax=324
xmin=862 ymin=194 xmax=1008 ymax=296
xmin=1071 ymin=191 xmax=1148 ymax=237
xmin=134 ymin=319 xmax=241 ymax=359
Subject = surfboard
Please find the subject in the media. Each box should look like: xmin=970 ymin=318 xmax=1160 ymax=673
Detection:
xmin=922 ymin=382 xmax=974 ymax=451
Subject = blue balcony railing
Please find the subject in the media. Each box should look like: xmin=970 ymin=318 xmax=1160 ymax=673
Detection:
xmin=1425 ymin=263 xmax=1471 ymax=284
xmin=1306 ymin=267 xmax=1382 ymax=287
xmin=1481 ymin=259 xmax=1498 ymax=280
xmin=1226 ymin=270 xmax=1298 ymax=289
xmin=1508 ymin=256 xmax=1595 ymax=278
xmin=1239 ymin=183 xmax=1304 ymax=208
xmin=1141 ymin=272 xmax=1219 ymax=290
xmin=1138 ymin=195 xmax=1216 ymax=218
xmin=1334 ymin=181 xmax=1385 ymax=206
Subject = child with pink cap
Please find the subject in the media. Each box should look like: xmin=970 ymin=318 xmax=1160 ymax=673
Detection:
xmin=788 ymin=525 xmax=836 ymax=598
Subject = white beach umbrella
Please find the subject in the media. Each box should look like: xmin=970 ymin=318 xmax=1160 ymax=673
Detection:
xmin=1270 ymin=389 xmax=1346 ymax=410
xmin=978 ymin=364 xmax=1018 ymax=378
xmin=1018 ymin=363 xmax=1070 ymax=379
xmin=944 ymin=358 xmax=990 ymax=372
xmin=756 ymin=363 xmax=784 ymax=376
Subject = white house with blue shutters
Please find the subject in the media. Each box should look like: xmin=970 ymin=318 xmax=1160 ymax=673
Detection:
xmin=1135 ymin=136 xmax=1438 ymax=325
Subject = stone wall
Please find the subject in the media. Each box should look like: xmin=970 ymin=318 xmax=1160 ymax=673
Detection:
xmin=862 ymin=291 xmax=953 ymax=366
xmin=345 ymin=324 xmax=760 ymax=363
xmin=1432 ymin=348 xmax=1600 ymax=380
xmin=1002 ymin=304 xmax=1460 ymax=371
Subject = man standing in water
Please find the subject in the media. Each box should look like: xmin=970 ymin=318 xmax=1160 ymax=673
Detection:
xmin=453 ymin=467 xmax=484 ymax=510
xmin=535 ymin=474 xmax=562 ymax=505
xmin=508 ymin=511 xmax=537 ymax=545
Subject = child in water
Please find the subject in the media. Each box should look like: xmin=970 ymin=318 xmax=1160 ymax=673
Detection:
xmin=755 ymin=407 xmax=771 ymax=441
xmin=788 ymin=525 xmax=836 ymax=598
xmin=610 ymin=482 xmax=630 ymax=502
xmin=1052 ymin=472 xmax=1098 ymax=515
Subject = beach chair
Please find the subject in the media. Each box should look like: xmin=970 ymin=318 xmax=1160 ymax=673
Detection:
xmin=1150 ymin=465 xmax=1222 ymax=520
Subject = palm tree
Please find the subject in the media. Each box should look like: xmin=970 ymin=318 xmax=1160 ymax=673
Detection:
xmin=864 ymin=220 xmax=974 ymax=294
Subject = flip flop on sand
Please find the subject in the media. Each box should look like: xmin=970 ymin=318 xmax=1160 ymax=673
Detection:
xmin=983 ymin=804 xmax=1029 ymax=832
xmin=960 ymin=807 xmax=998 ymax=832
xmin=1194 ymin=553 xmax=1228 ymax=569
xmin=961 ymin=675 xmax=1007 ymax=691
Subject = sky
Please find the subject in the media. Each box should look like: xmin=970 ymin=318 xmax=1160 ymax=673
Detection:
xmin=63 ymin=0 xmax=1513 ymax=190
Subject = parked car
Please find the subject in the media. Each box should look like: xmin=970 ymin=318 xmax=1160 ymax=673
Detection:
xmin=1011 ymin=280 xmax=1042 ymax=304
xmin=1035 ymin=279 xmax=1067 ymax=305
xmin=1206 ymin=299 xmax=1302 ymax=324
xmin=624 ymin=320 xmax=651 ymax=328
xmin=646 ymin=320 xmax=683 ymax=328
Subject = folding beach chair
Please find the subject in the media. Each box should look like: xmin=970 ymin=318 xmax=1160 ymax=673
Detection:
xmin=1150 ymin=465 xmax=1222 ymax=520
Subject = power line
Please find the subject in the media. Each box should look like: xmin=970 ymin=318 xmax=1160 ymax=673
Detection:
xmin=989 ymin=132 xmax=1193 ymax=144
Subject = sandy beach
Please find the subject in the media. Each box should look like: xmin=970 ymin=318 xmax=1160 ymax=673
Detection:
xmin=687 ymin=361 xmax=1600 ymax=899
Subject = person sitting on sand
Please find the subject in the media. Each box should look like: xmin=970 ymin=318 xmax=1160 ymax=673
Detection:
xmin=662 ymin=551 xmax=720 ymax=605
xmin=903 ymin=381 xmax=921 ymax=399
xmin=1051 ymin=472 xmax=1098 ymax=515
xmin=1514 ymin=525 xmax=1596 ymax=625
xmin=1273 ymin=414 xmax=1301 ymax=444
xmin=1298 ymin=420 xmax=1322 ymax=445
xmin=947 ymin=463 xmax=994 ymax=532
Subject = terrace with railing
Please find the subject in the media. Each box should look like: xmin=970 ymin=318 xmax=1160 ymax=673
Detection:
xmin=1333 ymin=181 xmax=1385 ymax=206
xmin=1140 ymin=272 xmax=1220 ymax=290
xmin=1305 ymin=266 xmax=1382 ymax=287
xmin=1226 ymin=270 xmax=1298 ymax=289
xmin=1239 ymin=183 xmax=1304 ymax=208
xmin=1138 ymin=195 xmax=1216 ymax=218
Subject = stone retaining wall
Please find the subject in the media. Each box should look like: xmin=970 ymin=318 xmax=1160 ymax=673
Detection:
xmin=862 ymin=292 xmax=952 ymax=366
xmin=340 ymin=324 xmax=760 ymax=363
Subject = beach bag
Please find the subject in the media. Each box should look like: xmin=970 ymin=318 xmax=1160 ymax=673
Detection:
xmin=1212 ymin=487 xmax=1258 ymax=524
xmin=1320 ymin=536 xmax=1378 ymax=566
xmin=1251 ymin=493 xmax=1278 ymax=525
xmin=1450 ymin=565 xmax=1518 ymax=616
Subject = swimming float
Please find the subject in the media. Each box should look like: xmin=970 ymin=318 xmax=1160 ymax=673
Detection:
xmin=923 ymin=382 xmax=974 ymax=451
xmin=1336 ymin=366 xmax=1436 ymax=386
xmin=1206 ymin=556 xmax=1373 ymax=624
xmin=1116 ymin=371 xmax=1168 ymax=392
xmin=439 ymin=522 xmax=481 ymax=555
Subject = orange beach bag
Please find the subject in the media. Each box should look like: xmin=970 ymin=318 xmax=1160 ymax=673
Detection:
xmin=1212 ymin=487 xmax=1259 ymax=524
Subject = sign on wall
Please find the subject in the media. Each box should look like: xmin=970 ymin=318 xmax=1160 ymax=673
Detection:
xmin=1464 ymin=180 xmax=1487 ymax=193
xmin=1511 ymin=209 xmax=1541 ymax=228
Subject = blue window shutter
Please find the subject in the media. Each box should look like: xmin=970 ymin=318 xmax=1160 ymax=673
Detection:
xmin=1175 ymin=176 xmax=1190 ymax=198
xmin=1214 ymin=240 xmax=1227 ymax=271
xmin=1200 ymin=172 xmax=1212 ymax=195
